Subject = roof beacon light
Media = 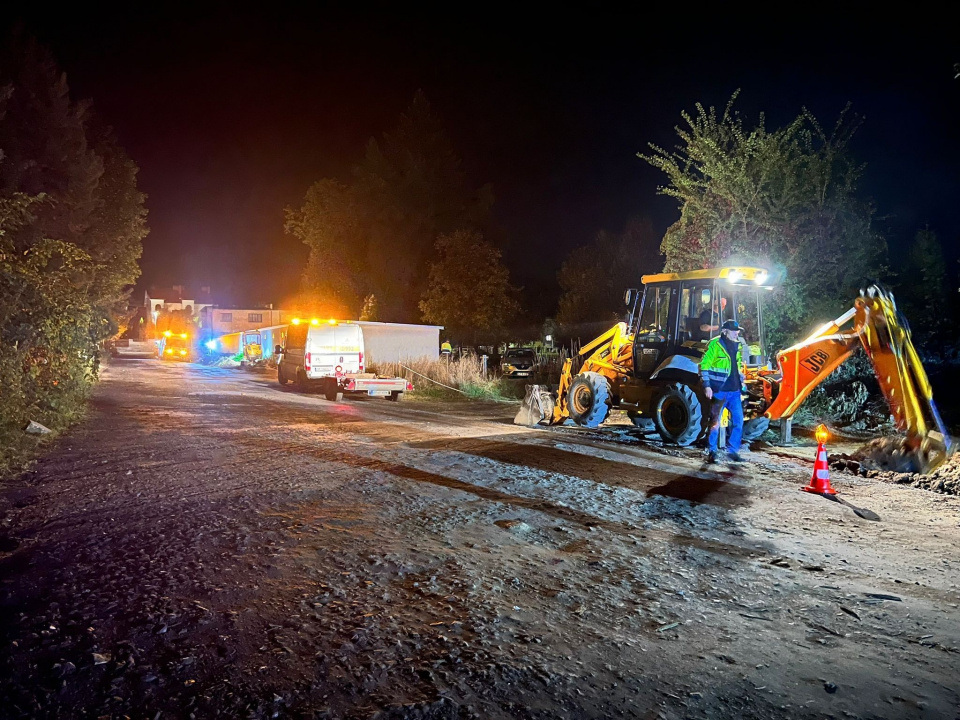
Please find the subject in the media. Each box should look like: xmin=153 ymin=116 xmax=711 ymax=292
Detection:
xmin=311 ymin=318 xmax=320 ymax=325
xmin=727 ymin=269 xmax=743 ymax=283
xmin=180 ymin=333 xmax=188 ymax=339
xmin=163 ymin=330 xmax=172 ymax=337
xmin=328 ymin=318 xmax=337 ymax=325
xmin=291 ymin=318 xmax=301 ymax=325
xmin=755 ymin=270 xmax=769 ymax=285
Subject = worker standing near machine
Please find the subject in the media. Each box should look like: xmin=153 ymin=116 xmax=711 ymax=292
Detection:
xmin=700 ymin=319 xmax=746 ymax=464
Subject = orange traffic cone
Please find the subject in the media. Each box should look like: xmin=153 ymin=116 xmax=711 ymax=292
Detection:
xmin=803 ymin=424 xmax=837 ymax=495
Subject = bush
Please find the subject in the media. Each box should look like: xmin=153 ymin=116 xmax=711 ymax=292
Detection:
xmin=1 ymin=38 xmax=146 ymax=475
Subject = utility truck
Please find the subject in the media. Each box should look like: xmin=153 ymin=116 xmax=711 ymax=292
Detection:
xmin=160 ymin=331 xmax=193 ymax=361
xmin=276 ymin=319 xmax=412 ymax=401
xmin=516 ymin=266 xmax=953 ymax=474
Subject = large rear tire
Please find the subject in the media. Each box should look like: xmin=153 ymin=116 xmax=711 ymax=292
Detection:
xmin=567 ymin=372 xmax=612 ymax=429
xmin=652 ymin=383 xmax=703 ymax=446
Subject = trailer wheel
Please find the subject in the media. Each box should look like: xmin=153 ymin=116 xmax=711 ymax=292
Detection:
xmin=324 ymin=379 xmax=339 ymax=401
xmin=652 ymin=383 xmax=702 ymax=446
xmin=387 ymin=391 xmax=401 ymax=402
xmin=277 ymin=365 xmax=289 ymax=386
xmin=567 ymin=372 xmax=612 ymax=429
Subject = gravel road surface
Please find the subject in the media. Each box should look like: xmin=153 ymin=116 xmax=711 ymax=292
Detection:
xmin=1 ymin=360 xmax=958 ymax=719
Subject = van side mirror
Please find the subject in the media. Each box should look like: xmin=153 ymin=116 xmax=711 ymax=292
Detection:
xmin=274 ymin=345 xmax=283 ymax=355
xmin=624 ymin=289 xmax=635 ymax=307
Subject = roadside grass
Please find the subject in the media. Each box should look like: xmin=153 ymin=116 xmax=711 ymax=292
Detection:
xmin=1 ymin=358 xmax=92 ymax=477
xmin=0 ymin=426 xmax=58 ymax=478
xmin=1 ymin=400 xmax=87 ymax=478
xmin=373 ymin=357 xmax=521 ymax=403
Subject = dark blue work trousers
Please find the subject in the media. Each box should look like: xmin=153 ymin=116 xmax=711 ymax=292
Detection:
xmin=708 ymin=391 xmax=743 ymax=453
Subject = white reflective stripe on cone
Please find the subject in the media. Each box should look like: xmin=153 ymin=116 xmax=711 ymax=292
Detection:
xmin=819 ymin=450 xmax=828 ymax=462
xmin=816 ymin=469 xmax=830 ymax=479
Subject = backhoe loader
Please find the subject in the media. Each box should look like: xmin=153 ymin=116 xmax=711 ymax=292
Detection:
xmin=516 ymin=266 xmax=954 ymax=475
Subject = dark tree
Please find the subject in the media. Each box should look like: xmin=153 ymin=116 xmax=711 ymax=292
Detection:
xmin=556 ymin=217 xmax=662 ymax=329
xmin=287 ymin=91 xmax=494 ymax=321
xmin=419 ymin=230 xmax=519 ymax=344
xmin=0 ymin=33 xmax=147 ymax=468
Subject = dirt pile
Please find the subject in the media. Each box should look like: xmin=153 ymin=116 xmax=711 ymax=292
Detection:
xmin=841 ymin=447 xmax=960 ymax=495
xmin=882 ymin=452 xmax=960 ymax=495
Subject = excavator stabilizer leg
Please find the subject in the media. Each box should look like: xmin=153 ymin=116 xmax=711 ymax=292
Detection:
xmin=514 ymin=385 xmax=557 ymax=426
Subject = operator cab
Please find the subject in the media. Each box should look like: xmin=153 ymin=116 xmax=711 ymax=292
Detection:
xmin=629 ymin=266 xmax=775 ymax=375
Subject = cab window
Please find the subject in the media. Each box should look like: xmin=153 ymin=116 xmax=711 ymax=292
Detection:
xmin=636 ymin=285 xmax=673 ymax=342
xmin=680 ymin=283 xmax=722 ymax=341
xmin=286 ymin=324 xmax=308 ymax=350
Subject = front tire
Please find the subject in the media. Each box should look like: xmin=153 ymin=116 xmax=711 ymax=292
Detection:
xmin=742 ymin=416 xmax=770 ymax=442
xmin=651 ymin=383 xmax=703 ymax=446
xmin=566 ymin=372 xmax=612 ymax=429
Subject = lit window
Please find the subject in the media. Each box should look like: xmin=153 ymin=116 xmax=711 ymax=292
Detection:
xmin=248 ymin=313 xmax=262 ymax=323
xmin=220 ymin=313 xmax=233 ymax=322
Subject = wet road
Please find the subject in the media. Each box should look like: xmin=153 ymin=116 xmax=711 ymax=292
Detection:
xmin=1 ymin=360 xmax=959 ymax=719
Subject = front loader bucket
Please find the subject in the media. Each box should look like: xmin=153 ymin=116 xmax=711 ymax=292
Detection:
xmin=514 ymin=385 xmax=556 ymax=426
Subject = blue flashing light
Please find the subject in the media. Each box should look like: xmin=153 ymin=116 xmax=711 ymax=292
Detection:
xmin=205 ymin=340 xmax=218 ymax=351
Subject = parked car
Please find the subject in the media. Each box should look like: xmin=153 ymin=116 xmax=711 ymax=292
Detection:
xmin=500 ymin=348 xmax=538 ymax=378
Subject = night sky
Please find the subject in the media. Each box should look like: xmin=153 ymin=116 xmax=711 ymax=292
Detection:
xmin=4 ymin=7 xmax=958 ymax=311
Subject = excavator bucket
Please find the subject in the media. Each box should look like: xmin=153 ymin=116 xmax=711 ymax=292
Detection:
xmin=857 ymin=430 xmax=954 ymax=475
xmin=514 ymin=385 xmax=556 ymax=426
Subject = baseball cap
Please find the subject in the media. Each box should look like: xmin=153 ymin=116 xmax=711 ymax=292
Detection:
xmin=721 ymin=320 xmax=741 ymax=331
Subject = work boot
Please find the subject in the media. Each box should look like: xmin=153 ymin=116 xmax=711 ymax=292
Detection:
xmin=706 ymin=451 xmax=718 ymax=464
xmin=728 ymin=451 xmax=745 ymax=463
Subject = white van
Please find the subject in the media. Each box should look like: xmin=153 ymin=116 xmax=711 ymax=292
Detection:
xmin=276 ymin=320 xmax=410 ymax=401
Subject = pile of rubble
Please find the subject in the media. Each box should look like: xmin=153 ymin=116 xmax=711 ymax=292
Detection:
xmin=891 ymin=452 xmax=960 ymax=495
xmin=833 ymin=446 xmax=960 ymax=496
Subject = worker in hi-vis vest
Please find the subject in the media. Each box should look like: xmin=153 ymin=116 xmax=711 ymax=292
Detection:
xmin=699 ymin=319 xmax=746 ymax=464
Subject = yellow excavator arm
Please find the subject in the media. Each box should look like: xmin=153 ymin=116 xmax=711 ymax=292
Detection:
xmin=764 ymin=286 xmax=953 ymax=473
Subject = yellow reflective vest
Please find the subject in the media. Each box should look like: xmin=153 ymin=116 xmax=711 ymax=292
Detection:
xmin=699 ymin=336 xmax=743 ymax=392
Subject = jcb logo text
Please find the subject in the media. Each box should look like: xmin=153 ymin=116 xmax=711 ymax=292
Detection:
xmin=801 ymin=350 xmax=830 ymax=374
